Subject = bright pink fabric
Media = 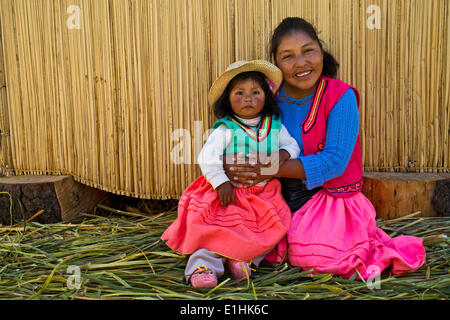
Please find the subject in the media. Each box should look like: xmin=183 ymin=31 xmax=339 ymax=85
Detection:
xmin=301 ymin=76 xmax=363 ymax=197
xmin=266 ymin=189 xmax=426 ymax=279
xmin=161 ymin=176 xmax=291 ymax=262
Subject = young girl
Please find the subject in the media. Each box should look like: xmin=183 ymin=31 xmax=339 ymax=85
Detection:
xmin=161 ymin=60 xmax=300 ymax=288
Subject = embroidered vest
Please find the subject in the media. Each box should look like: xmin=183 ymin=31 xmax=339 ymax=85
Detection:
xmin=301 ymin=76 xmax=363 ymax=197
xmin=212 ymin=115 xmax=281 ymax=156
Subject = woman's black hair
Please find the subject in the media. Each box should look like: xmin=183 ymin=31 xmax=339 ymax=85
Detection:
xmin=213 ymin=71 xmax=282 ymax=119
xmin=270 ymin=17 xmax=339 ymax=78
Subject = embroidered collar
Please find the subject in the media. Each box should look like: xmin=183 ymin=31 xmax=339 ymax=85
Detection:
xmin=228 ymin=115 xmax=272 ymax=142
xmin=278 ymin=88 xmax=313 ymax=106
xmin=235 ymin=115 xmax=261 ymax=127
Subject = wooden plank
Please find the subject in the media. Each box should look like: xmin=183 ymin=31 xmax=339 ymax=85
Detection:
xmin=362 ymin=172 xmax=450 ymax=219
xmin=0 ymin=175 xmax=109 ymax=224
xmin=433 ymin=179 xmax=450 ymax=217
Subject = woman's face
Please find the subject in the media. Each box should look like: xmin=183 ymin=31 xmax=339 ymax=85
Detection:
xmin=275 ymin=31 xmax=324 ymax=99
xmin=229 ymin=78 xmax=265 ymax=119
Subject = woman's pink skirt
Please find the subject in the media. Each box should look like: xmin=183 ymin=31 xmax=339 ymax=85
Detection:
xmin=161 ymin=176 xmax=291 ymax=262
xmin=266 ymin=189 xmax=426 ymax=279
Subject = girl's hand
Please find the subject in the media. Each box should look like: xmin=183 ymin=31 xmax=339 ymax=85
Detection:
xmin=223 ymin=150 xmax=291 ymax=187
xmin=216 ymin=181 xmax=235 ymax=207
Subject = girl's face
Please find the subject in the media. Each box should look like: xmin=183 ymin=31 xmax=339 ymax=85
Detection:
xmin=229 ymin=78 xmax=265 ymax=119
xmin=275 ymin=31 xmax=324 ymax=99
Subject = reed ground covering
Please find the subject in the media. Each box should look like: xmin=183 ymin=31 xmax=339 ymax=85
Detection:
xmin=0 ymin=197 xmax=448 ymax=300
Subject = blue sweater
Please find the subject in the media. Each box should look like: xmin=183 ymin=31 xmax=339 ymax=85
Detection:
xmin=277 ymin=87 xmax=359 ymax=190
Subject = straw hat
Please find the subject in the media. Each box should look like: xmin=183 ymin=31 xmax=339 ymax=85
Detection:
xmin=208 ymin=60 xmax=283 ymax=106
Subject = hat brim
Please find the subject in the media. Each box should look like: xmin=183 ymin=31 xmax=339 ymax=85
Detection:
xmin=208 ymin=60 xmax=283 ymax=106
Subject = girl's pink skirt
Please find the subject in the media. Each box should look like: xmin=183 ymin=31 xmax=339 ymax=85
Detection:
xmin=266 ymin=189 xmax=426 ymax=279
xmin=161 ymin=176 xmax=291 ymax=262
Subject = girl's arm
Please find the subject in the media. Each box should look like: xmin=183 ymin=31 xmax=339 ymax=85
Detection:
xmin=278 ymin=124 xmax=301 ymax=160
xmin=197 ymin=125 xmax=233 ymax=189
xmin=197 ymin=125 xmax=236 ymax=206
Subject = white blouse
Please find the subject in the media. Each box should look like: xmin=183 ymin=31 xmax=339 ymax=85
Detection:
xmin=197 ymin=115 xmax=300 ymax=189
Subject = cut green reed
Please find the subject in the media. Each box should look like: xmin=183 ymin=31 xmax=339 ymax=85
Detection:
xmin=0 ymin=203 xmax=448 ymax=300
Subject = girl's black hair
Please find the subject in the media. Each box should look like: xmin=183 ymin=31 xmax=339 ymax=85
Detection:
xmin=270 ymin=17 xmax=339 ymax=78
xmin=213 ymin=71 xmax=282 ymax=119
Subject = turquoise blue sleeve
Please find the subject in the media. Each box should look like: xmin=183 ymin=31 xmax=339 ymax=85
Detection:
xmin=299 ymin=89 xmax=359 ymax=190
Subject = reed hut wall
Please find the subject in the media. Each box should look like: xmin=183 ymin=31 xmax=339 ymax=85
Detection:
xmin=0 ymin=0 xmax=448 ymax=199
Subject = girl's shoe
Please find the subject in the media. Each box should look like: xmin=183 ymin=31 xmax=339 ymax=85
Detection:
xmin=227 ymin=259 xmax=251 ymax=280
xmin=190 ymin=266 xmax=218 ymax=288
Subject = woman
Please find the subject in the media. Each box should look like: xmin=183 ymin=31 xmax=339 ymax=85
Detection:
xmin=223 ymin=17 xmax=425 ymax=280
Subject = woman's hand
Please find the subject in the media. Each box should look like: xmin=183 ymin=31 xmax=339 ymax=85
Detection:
xmin=223 ymin=150 xmax=291 ymax=187
xmin=216 ymin=181 xmax=235 ymax=207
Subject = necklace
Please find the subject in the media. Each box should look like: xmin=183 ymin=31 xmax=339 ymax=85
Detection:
xmin=279 ymin=90 xmax=313 ymax=106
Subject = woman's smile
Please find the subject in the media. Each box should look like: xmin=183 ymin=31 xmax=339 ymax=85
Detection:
xmin=295 ymin=70 xmax=312 ymax=78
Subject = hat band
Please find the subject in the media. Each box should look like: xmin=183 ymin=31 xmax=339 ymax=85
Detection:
xmin=265 ymin=78 xmax=275 ymax=91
